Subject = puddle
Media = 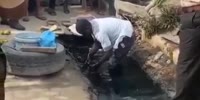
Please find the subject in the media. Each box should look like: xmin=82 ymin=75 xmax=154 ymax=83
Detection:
xmin=57 ymin=35 xmax=170 ymax=100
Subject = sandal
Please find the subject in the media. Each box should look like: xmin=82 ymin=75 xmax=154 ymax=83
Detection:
xmin=1 ymin=19 xmax=9 ymax=25
xmin=46 ymin=20 xmax=60 ymax=26
xmin=35 ymin=15 xmax=47 ymax=20
xmin=45 ymin=8 xmax=56 ymax=16
xmin=9 ymin=20 xmax=25 ymax=30
xmin=22 ymin=17 xmax=30 ymax=22
xmin=61 ymin=20 xmax=71 ymax=27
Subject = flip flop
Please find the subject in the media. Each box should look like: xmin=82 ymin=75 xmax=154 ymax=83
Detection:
xmin=61 ymin=20 xmax=71 ymax=27
xmin=35 ymin=15 xmax=47 ymax=21
xmin=46 ymin=20 xmax=60 ymax=26
xmin=22 ymin=17 xmax=30 ymax=22
xmin=45 ymin=8 xmax=57 ymax=16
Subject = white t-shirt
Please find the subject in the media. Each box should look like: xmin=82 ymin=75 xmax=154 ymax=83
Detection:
xmin=90 ymin=17 xmax=134 ymax=51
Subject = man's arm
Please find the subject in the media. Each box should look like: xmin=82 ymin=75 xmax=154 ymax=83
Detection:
xmin=95 ymin=48 xmax=113 ymax=66
xmin=87 ymin=40 xmax=102 ymax=61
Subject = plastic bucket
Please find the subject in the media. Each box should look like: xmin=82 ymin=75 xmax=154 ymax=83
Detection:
xmin=14 ymin=33 xmax=40 ymax=50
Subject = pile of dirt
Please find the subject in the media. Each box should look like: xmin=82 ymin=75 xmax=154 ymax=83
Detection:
xmin=129 ymin=30 xmax=176 ymax=98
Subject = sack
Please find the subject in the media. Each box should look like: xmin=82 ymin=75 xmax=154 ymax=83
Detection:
xmin=39 ymin=30 xmax=56 ymax=47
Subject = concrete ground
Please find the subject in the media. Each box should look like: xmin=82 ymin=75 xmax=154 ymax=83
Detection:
xmin=0 ymin=6 xmax=104 ymax=31
xmin=2 ymin=7 xmax=102 ymax=100
xmin=5 ymin=57 xmax=91 ymax=100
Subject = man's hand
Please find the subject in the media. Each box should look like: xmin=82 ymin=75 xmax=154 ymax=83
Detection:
xmin=90 ymin=62 xmax=101 ymax=72
xmin=91 ymin=63 xmax=100 ymax=68
xmin=85 ymin=41 xmax=102 ymax=64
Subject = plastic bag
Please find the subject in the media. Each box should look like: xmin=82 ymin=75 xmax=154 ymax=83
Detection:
xmin=39 ymin=30 xmax=56 ymax=47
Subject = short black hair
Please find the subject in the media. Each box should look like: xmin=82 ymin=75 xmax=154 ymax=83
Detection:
xmin=76 ymin=18 xmax=92 ymax=36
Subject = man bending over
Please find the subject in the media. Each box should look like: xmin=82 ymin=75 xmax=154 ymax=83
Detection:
xmin=70 ymin=17 xmax=135 ymax=76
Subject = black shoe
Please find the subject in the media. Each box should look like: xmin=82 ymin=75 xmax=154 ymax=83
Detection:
xmin=45 ymin=8 xmax=56 ymax=16
xmin=63 ymin=4 xmax=70 ymax=14
xmin=1 ymin=20 xmax=9 ymax=25
xmin=9 ymin=21 xmax=25 ymax=30
xmin=64 ymin=9 xmax=70 ymax=14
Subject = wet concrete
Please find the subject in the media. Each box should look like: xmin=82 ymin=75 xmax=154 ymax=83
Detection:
xmin=57 ymin=35 xmax=170 ymax=100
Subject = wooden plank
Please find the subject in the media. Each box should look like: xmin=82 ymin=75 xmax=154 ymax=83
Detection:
xmin=20 ymin=47 xmax=56 ymax=54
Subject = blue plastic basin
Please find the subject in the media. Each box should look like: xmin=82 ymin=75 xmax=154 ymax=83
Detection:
xmin=14 ymin=33 xmax=41 ymax=50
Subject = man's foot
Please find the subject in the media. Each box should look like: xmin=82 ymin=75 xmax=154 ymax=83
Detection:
xmin=0 ymin=20 xmax=9 ymax=25
xmin=35 ymin=15 xmax=47 ymax=20
xmin=64 ymin=10 xmax=70 ymax=14
xmin=64 ymin=9 xmax=70 ymax=14
xmin=98 ymin=11 xmax=106 ymax=15
xmin=100 ymin=71 xmax=112 ymax=82
xmin=22 ymin=17 xmax=30 ymax=22
xmin=9 ymin=20 xmax=25 ymax=30
xmin=45 ymin=8 xmax=56 ymax=16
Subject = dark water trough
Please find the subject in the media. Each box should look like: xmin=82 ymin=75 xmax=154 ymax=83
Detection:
xmin=0 ymin=34 xmax=170 ymax=100
xmin=57 ymin=35 xmax=169 ymax=100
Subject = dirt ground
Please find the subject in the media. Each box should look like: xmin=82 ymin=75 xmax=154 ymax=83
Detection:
xmin=129 ymin=31 xmax=176 ymax=98
xmin=5 ymin=55 xmax=95 ymax=100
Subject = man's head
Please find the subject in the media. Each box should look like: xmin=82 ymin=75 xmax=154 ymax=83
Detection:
xmin=75 ymin=18 xmax=93 ymax=37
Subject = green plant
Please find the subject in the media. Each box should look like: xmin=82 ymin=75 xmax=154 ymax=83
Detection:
xmin=159 ymin=6 xmax=180 ymax=31
xmin=138 ymin=15 xmax=160 ymax=38
xmin=154 ymin=0 xmax=167 ymax=8
xmin=139 ymin=5 xmax=180 ymax=39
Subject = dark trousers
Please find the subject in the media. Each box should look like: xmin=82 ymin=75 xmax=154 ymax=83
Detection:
xmin=49 ymin=0 xmax=56 ymax=9
xmin=0 ymin=53 xmax=6 ymax=100
xmin=28 ymin=0 xmax=37 ymax=13
xmin=98 ymin=0 xmax=116 ymax=15
xmin=49 ymin=0 xmax=69 ymax=10
xmin=173 ymin=11 xmax=200 ymax=100
xmin=109 ymin=36 xmax=135 ymax=94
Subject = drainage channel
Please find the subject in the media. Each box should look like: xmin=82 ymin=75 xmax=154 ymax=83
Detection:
xmin=57 ymin=35 xmax=170 ymax=100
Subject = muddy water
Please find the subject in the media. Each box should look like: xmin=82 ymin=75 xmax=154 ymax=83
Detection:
xmin=58 ymin=35 xmax=170 ymax=100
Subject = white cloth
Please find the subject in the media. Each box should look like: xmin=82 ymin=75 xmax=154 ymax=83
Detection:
xmin=91 ymin=17 xmax=134 ymax=51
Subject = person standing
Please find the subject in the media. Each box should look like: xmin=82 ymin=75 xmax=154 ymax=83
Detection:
xmin=46 ymin=0 xmax=70 ymax=16
xmin=98 ymin=0 xmax=116 ymax=16
xmin=0 ymin=53 xmax=6 ymax=100
xmin=173 ymin=0 xmax=200 ymax=100
xmin=23 ymin=0 xmax=47 ymax=22
xmin=0 ymin=0 xmax=28 ymax=30
xmin=69 ymin=17 xmax=135 ymax=94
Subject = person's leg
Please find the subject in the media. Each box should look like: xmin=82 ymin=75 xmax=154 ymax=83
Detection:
xmin=47 ymin=0 xmax=57 ymax=16
xmin=105 ymin=0 xmax=116 ymax=16
xmin=1 ymin=17 xmax=25 ymax=30
xmin=0 ymin=0 xmax=27 ymax=30
xmin=98 ymin=0 xmax=107 ymax=15
xmin=23 ymin=0 xmax=31 ymax=22
xmin=63 ymin=0 xmax=70 ymax=14
xmin=35 ymin=0 xmax=46 ymax=20
xmin=0 ymin=53 xmax=7 ymax=100
xmin=1 ymin=18 xmax=9 ymax=25
xmin=9 ymin=19 xmax=26 ymax=30
xmin=173 ymin=12 xmax=200 ymax=100
xmin=108 ymin=36 xmax=134 ymax=94
xmin=49 ymin=0 xmax=56 ymax=9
